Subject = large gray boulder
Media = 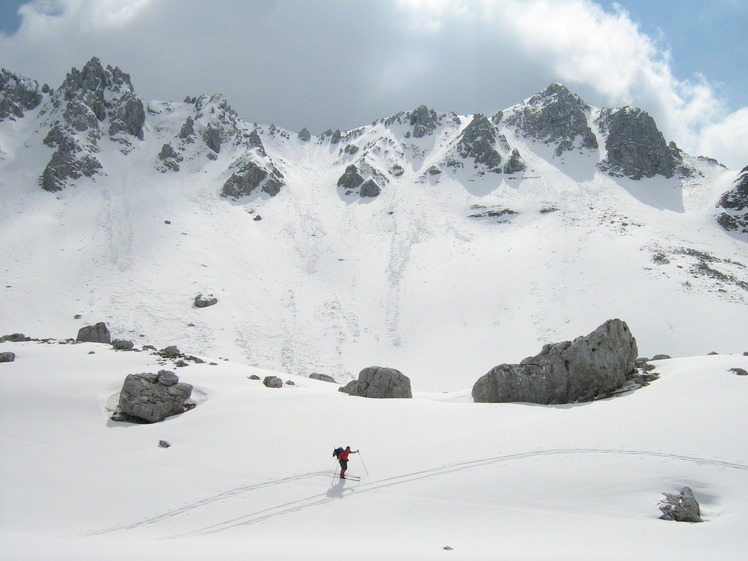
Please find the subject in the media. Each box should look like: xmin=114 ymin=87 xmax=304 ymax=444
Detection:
xmin=339 ymin=366 xmax=412 ymax=398
xmin=659 ymin=486 xmax=702 ymax=522
xmin=0 ymin=352 xmax=15 ymax=363
xmin=117 ymin=370 xmax=193 ymax=423
xmin=76 ymin=322 xmax=111 ymax=344
xmin=472 ymin=319 xmax=638 ymax=404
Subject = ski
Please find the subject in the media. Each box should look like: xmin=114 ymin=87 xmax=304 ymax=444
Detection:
xmin=336 ymin=475 xmax=361 ymax=481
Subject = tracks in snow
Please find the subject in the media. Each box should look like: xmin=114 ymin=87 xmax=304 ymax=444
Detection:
xmin=87 ymin=448 xmax=748 ymax=539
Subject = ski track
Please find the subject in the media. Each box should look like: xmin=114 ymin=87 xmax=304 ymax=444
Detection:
xmin=87 ymin=448 xmax=748 ymax=539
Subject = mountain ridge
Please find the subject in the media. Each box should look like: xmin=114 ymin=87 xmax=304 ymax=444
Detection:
xmin=1 ymin=57 xmax=746 ymax=390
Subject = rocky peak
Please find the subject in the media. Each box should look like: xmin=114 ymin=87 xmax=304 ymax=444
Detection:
xmin=0 ymin=69 xmax=44 ymax=121
xmin=716 ymin=165 xmax=748 ymax=233
xmin=596 ymin=107 xmax=676 ymax=180
xmin=384 ymin=105 xmax=458 ymax=138
xmin=454 ymin=113 xmax=503 ymax=172
xmin=505 ymin=83 xmax=597 ymax=156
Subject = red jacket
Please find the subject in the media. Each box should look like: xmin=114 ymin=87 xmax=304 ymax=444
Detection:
xmin=340 ymin=449 xmax=355 ymax=461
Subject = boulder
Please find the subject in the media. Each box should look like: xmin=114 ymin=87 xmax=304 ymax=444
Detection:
xmin=339 ymin=366 xmax=412 ymax=398
xmin=310 ymin=373 xmax=337 ymax=383
xmin=117 ymin=370 xmax=193 ymax=423
xmin=472 ymin=319 xmax=638 ymax=404
xmin=76 ymin=322 xmax=111 ymax=344
xmin=659 ymin=486 xmax=702 ymax=522
xmin=112 ymin=339 xmax=134 ymax=351
xmin=360 ymin=179 xmax=381 ymax=198
xmin=337 ymin=164 xmax=364 ymax=189
xmin=263 ymin=375 xmax=283 ymax=388
xmin=0 ymin=352 xmax=15 ymax=363
xmin=194 ymin=293 xmax=218 ymax=308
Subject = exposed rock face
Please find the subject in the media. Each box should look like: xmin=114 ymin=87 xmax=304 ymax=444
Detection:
xmin=659 ymin=486 xmax=702 ymax=522
xmin=472 ymin=319 xmax=638 ymax=404
xmin=0 ymin=69 xmax=43 ymax=121
xmin=717 ymin=166 xmax=748 ymax=233
xmin=221 ymin=159 xmax=284 ymax=198
xmin=117 ymin=370 xmax=193 ymax=423
xmin=383 ymin=105 xmax=460 ymax=138
xmin=597 ymin=107 xmax=676 ymax=179
xmin=38 ymin=57 xmax=146 ymax=191
xmin=360 ymin=178 xmax=381 ymax=198
xmin=503 ymin=148 xmax=526 ymax=174
xmin=0 ymin=352 xmax=15 ymax=363
xmin=337 ymin=164 xmax=365 ymax=189
xmin=505 ymin=83 xmax=597 ymax=156
xmin=339 ymin=366 xmax=412 ymax=398
xmin=194 ymin=293 xmax=218 ymax=308
xmin=455 ymin=114 xmax=503 ymax=172
xmin=297 ymin=127 xmax=311 ymax=142
xmin=76 ymin=322 xmax=111 ymax=344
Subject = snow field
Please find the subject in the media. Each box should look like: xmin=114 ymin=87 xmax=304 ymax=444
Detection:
xmin=1 ymin=342 xmax=746 ymax=560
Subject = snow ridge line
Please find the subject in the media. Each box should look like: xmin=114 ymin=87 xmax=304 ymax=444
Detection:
xmin=162 ymin=448 xmax=748 ymax=538
xmin=83 ymin=470 xmax=330 ymax=536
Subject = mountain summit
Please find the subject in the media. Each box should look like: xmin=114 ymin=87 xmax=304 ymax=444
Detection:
xmin=0 ymin=58 xmax=746 ymax=388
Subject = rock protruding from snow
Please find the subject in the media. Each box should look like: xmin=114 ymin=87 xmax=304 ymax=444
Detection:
xmin=596 ymin=107 xmax=676 ymax=179
xmin=263 ymin=375 xmax=283 ymax=388
xmin=339 ymin=366 xmax=412 ymax=398
xmin=659 ymin=486 xmax=702 ymax=522
xmin=76 ymin=322 xmax=112 ymax=344
xmin=717 ymin=165 xmax=748 ymax=233
xmin=0 ymin=351 xmax=15 ymax=363
xmin=194 ymin=293 xmax=218 ymax=308
xmin=0 ymin=69 xmax=43 ymax=121
xmin=310 ymin=373 xmax=337 ymax=383
xmin=383 ymin=105 xmax=460 ymax=139
xmin=472 ymin=319 xmax=638 ymax=404
xmin=117 ymin=370 xmax=193 ymax=423
xmin=297 ymin=127 xmax=311 ymax=142
xmin=454 ymin=114 xmax=503 ymax=172
xmin=38 ymin=57 xmax=146 ymax=191
xmin=337 ymin=164 xmax=365 ymax=189
xmin=505 ymin=83 xmax=597 ymax=157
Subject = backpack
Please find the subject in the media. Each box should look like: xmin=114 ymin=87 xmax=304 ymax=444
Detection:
xmin=332 ymin=447 xmax=344 ymax=459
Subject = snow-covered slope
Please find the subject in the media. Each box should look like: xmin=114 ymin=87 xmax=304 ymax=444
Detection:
xmin=0 ymin=341 xmax=746 ymax=560
xmin=0 ymin=59 xmax=746 ymax=391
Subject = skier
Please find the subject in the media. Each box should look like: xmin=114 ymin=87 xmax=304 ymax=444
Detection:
xmin=335 ymin=446 xmax=359 ymax=479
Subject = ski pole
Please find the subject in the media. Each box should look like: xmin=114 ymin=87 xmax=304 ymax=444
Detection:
xmin=358 ymin=451 xmax=369 ymax=475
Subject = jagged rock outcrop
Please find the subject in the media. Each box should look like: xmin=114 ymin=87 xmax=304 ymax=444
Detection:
xmin=37 ymin=57 xmax=146 ymax=191
xmin=505 ymin=83 xmax=597 ymax=156
xmin=472 ymin=319 xmax=638 ymax=404
xmin=337 ymin=164 xmax=365 ymax=189
xmin=221 ymin=158 xmax=284 ymax=198
xmin=0 ymin=69 xmax=43 ymax=121
xmin=297 ymin=127 xmax=311 ymax=142
xmin=76 ymin=322 xmax=111 ymax=344
xmin=503 ymin=148 xmax=526 ymax=174
xmin=717 ymin=166 xmax=748 ymax=233
xmin=117 ymin=370 xmax=193 ymax=423
xmin=596 ymin=107 xmax=676 ymax=179
xmin=454 ymin=114 xmax=503 ymax=172
xmin=659 ymin=486 xmax=702 ymax=522
xmin=383 ymin=105 xmax=460 ymax=138
xmin=339 ymin=366 xmax=412 ymax=398
xmin=360 ymin=178 xmax=381 ymax=197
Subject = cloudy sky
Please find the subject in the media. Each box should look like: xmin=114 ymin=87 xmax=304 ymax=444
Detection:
xmin=0 ymin=0 xmax=745 ymax=169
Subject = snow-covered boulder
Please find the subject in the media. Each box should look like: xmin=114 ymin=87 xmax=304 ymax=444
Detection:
xmin=472 ymin=319 xmax=638 ymax=404
xmin=339 ymin=366 xmax=412 ymax=398
xmin=117 ymin=370 xmax=193 ymax=423
xmin=76 ymin=322 xmax=111 ymax=344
